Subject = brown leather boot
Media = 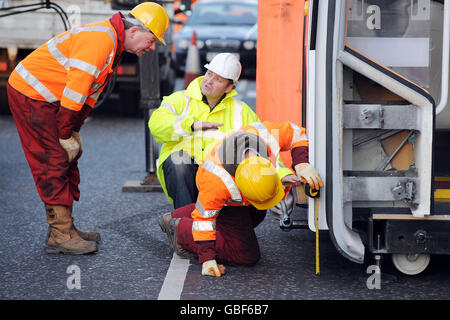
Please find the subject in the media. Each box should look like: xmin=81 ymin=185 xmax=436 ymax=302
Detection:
xmin=46 ymin=207 xmax=101 ymax=243
xmin=68 ymin=206 xmax=101 ymax=243
xmin=72 ymin=223 xmax=101 ymax=243
xmin=46 ymin=223 xmax=101 ymax=243
xmin=45 ymin=205 xmax=98 ymax=255
xmin=159 ymin=212 xmax=195 ymax=258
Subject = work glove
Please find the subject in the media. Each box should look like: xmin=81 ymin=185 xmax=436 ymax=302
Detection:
xmin=294 ymin=163 xmax=324 ymax=191
xmin=59 ymin=136 xmax=80 ymax=163
xmin=71 ymin=131 xmax=83 ymax=159
xmin=201 ymin=259 xmax=226 ymax=277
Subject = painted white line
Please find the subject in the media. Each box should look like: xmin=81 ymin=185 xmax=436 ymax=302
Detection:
xmin=157 ymin=253 xmax=191 ymax=300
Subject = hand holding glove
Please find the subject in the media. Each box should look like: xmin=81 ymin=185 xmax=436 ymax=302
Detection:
xmin=201 ymin=259 xmax=226 ymax=277
xmin=71 ymin=131 xmax=83 ymax=158
xmin=59 ymin=136 xmax=80 ymax=163
xmin=294 ymin=163 xmax=324 ymax=191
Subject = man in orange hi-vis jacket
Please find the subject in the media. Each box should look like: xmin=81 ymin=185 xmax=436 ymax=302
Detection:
xmin=159 ymin=121 xmax=323 ymax=277
xmin=6 ymin=2 xmax=169 ymax=255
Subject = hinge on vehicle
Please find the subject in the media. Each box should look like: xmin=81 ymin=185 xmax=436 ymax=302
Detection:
xmin=391 ymin=180 xmax=418 ymax=210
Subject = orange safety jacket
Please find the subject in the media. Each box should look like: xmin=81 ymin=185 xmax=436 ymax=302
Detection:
xmin=191 ymin=121 xmax=309 ymax=243
xmin=8 ymin=13 xmax=125 ymax=113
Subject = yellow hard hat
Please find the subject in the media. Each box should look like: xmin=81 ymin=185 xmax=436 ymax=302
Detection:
xmin=130 ymin=2 xmax=170 ymax=46
xmin=235 ymin=157 xmax=285 ymax=210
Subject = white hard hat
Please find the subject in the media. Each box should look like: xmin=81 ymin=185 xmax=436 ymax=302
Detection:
xmin=204 ymin=53 xmax=242 ymax=82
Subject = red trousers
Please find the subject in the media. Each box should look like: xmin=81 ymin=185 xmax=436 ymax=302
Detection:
xmin=7 ymin=84 xmax=80 ymax=206
xmin=174 ymin=203 xmax=266 ymax=266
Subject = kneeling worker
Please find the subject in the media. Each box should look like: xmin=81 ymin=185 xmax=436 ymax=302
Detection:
xmin=159 ymin=121 xmax=323 ymax=277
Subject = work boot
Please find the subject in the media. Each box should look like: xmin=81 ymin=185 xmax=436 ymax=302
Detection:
xmin=159 ymin=212 xmax=195 ymax=258
xmin=69 ymin=206 xmax=101 ymax=242
xmin=45 ymin=205 xmax=98 ymax=255
xmin=45 ymin=208 xmax=101 ymax=244
xmin=46 ymin=223 xmax=101 ymax=243
xmin=72 ymin=223 xmax=102 ymax=243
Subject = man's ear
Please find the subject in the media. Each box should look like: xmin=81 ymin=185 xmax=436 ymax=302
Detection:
xmin=129 ymin=26 xmax=139 ymax=38
xmin=224 ymin=82 xmax=234 ymax=94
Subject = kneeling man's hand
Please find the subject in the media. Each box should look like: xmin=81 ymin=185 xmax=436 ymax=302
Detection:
xmin=201 ymin=259 xmax=226 ymax=277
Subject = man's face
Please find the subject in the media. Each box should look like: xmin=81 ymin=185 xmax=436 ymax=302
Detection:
xmin=201 ymin=70 xmax=234 ymax=99
xmin=124 ymin=26 xmax=158 ymax=56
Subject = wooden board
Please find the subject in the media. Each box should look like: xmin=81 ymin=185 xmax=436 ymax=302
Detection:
xmin=381 ymin=130 xmax=414 ymax=170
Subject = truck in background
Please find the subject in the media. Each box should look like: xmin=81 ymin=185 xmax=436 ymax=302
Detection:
xmin=0 ymin=0 xmax=177 ymax=116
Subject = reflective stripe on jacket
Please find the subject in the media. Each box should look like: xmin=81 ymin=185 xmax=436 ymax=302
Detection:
xmin=8 ymin=18 xmax=119 ymax=111
xmin=191 ymin=121 xmax=309 ymax=242
xmin=148 ymin=76 xmax=260 ymax=202
xmin=245 ymin=121 xmax=308 ymax=180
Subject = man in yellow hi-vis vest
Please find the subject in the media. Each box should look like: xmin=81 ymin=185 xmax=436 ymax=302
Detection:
xmin=7 ymin=2 xmax=169 ymax=255
xmin=149 ymin=53 xmax=260 ymax=208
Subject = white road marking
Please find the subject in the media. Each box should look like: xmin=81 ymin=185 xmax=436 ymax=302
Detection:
xmin=158 ymin=253 xmax=191 ymax=300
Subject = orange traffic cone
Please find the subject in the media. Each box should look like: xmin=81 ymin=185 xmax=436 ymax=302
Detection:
xmin=183 ymin=31 xmax=201 ymax=89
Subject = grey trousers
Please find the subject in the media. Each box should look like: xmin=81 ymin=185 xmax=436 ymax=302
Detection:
xmin=163 ymin=151 xmax=199 ymax=209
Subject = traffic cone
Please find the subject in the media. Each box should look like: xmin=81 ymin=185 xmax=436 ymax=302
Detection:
xmin=183 ymin=31 xmax=201 ymax=89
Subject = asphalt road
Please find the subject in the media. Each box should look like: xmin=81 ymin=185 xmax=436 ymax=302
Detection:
xmin=1 ymin=80 xmax=450 ymax=304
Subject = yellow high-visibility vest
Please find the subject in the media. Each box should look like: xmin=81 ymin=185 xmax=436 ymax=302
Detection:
xmin=148 ymin=76 xmax=260 ymax=202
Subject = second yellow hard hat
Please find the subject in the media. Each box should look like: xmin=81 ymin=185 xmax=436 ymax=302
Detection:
xmin=235 ymin=157 xmax=285 ymax=210
xmin=130 ymin=2 xmax=170 ymax=46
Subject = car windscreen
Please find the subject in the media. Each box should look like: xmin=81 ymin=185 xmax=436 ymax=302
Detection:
xmin=185 ymin=2 xmax=257 ymax=26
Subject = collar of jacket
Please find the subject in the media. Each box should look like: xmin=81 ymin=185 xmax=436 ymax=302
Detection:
xmin=109 ymin=12 xmax=126 ymax=58
xmin=185 ymin=76 xmax=238 ymax=108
